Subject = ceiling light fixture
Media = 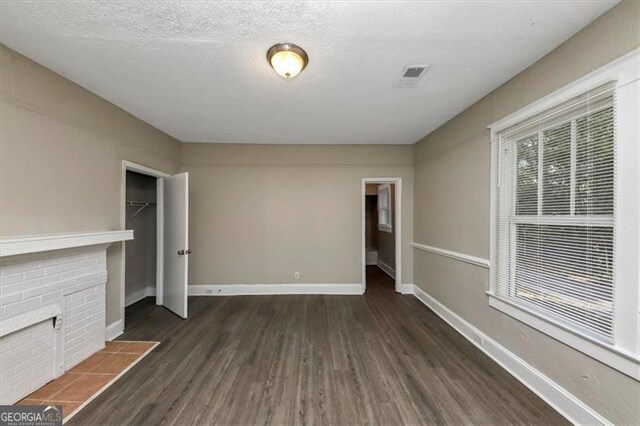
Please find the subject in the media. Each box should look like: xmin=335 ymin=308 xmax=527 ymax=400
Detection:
xmin=267 ymin=43 xmax=309 ymax=79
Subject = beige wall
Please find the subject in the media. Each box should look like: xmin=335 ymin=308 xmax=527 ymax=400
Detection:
xmin=377 ymin=184 xmax=395 ymax=271
xmin=365 ymin=184 xmax=378 ymax=196
xmin=182 ymin=144 xmax=413 ymax=286
xmin=364 ymin=185 xmax=377 ymax=250
xmin=0 ymin=45 xmax=182 ymax=326
xmin=412 ymin=1 xmax=640 ymax=423
xmin=3 ymin=3 xmax=637 ymax=419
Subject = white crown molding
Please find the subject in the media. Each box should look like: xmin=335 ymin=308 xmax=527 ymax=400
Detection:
xmin=0 ymin=231 xmax=133 ymax=257
xmin=189 ymin=283 xmax=363 ymax=296
xmin=411 ymin=284 xmax=610 ymax=425
xmin=412 ymin=242 xmax=490 ymax=268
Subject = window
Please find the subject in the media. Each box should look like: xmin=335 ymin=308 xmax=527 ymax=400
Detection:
xmin=489 ymin=51 xmax=639 ymax=380
xmin=378 ymin=184 xmax=392 ymax=232
xmin=497 ymin=85 xmax=615 ymax=341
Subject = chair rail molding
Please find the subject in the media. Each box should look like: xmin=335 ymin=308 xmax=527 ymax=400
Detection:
xmin=412 ymin=242 xmax=490 ymax=268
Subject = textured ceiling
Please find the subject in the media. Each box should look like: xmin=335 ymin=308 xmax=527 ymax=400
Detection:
xmin=0 ymin=1 xmax=618 ymax=144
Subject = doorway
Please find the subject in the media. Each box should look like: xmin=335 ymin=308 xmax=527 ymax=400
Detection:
xmin=120 ymin=161 xmax=190 ymax=333
xmin=125 ymin=170 xmax=158 ymax=314
xmin=361 ymin=178 xmax=402 ymax=293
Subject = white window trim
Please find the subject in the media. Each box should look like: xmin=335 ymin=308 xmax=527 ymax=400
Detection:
xmin=488 ymin=49 xmax=640 ymax=381
xmin=378 ymin=183 xmax=393 ymax=233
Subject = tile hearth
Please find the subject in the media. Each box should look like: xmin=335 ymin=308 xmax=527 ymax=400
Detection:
xmin=16 ymin=341 xmax=158 ymax=422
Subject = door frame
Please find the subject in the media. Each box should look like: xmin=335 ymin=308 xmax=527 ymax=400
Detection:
xmin=361 ymin=177 xmax=402 ymax=293
xmin=120 ymin=161 xmax=169 ymax=328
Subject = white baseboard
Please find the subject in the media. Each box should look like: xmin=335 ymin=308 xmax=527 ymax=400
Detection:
xmin=411 ymin=285 xmax=609 ymax=426
xmin=189 ymin=283 xmax=363 ymax=296
xmin=366 ymin=250 xmax=378 ymax=265
xmin=125 ymin=286 xmax=156 ymax=307
xmin=397 ymin=283 xmax=413 ymax=294
xmin=377 ymin=259 xmax=395 ymax=279
xmin=105 ymin=319 xmax=123 ymax=341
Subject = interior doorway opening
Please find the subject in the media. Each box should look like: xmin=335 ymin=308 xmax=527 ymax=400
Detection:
xmin=121 ymin=162 xmax=167 ymax=330
xmin=120 ymin=161 xmax=191 ymax=338
xmin=125 ymin=171 xmax=158 ymax=313
xmin=361 ymin=178 xmax=402 ymax=293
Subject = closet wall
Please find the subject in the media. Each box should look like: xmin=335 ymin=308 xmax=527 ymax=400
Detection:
xmin=125 ymin=171 xmax=157 ymax=306
xmin=365 ymin=184 xmax=378 ymax=252
xmin=377 ymin=184 xmax=396 ymax=274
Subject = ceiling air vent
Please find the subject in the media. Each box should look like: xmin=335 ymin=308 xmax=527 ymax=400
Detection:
xmin=396 ymin=65 xmax=429 ymax=88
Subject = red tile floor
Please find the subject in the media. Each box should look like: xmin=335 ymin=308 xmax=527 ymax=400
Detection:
xmin=16 ymin=341 xmax=158 ymax=421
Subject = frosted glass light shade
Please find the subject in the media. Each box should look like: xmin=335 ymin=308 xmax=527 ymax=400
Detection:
xmin=267 ymin=43 xmax=308 ymax=79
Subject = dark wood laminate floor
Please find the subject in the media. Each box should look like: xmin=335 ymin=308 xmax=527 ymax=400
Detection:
xmin=70 ymin=267 xmax=567 ymax=425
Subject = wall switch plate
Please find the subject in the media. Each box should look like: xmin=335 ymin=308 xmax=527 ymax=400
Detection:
xmin=294 ymin=272 xmax=300 ymax=280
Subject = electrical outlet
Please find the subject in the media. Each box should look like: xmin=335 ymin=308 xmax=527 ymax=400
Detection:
xmin=473 ymin=333 xmax=485 ymax=346
xmin=294 ymin=271 xmax=300 ymax=280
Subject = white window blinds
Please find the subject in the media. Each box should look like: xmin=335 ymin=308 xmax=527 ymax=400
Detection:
xmin=493 ymin=82 xmax=616 ymax=342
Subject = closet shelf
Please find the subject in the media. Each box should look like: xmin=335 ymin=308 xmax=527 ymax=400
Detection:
xmin=126 ymin=201 xmax=156 ymax=220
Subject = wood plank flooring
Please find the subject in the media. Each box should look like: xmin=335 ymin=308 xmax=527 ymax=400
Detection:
xmin=69 ymin=267 xmax=567 ymax=425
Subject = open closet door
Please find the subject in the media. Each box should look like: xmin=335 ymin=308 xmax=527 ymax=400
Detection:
xmin=163 ymin=172 xmax=189 ymax=319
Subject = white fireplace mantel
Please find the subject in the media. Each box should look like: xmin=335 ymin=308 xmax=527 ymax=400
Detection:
xmin=0 ymin=230 xmax=133 ymax=257
xmin=0 ymin=230 xmax=133 ymax=404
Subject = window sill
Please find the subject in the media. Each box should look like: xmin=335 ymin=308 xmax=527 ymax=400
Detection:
xmin=487 ymin=292 xmax=640 ymax=381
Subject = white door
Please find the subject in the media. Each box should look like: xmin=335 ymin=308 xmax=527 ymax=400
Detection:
xmin=163 ymin=172 xmax=189 ymax=318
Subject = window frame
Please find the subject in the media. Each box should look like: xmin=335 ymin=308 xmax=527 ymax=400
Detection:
xmin=488 ymin=49 xmax=640 ymax=380
xmin=504 ymin=104 xmax=616 ymax=343
xmin=378 ymin=184 xmax=393 ymax=233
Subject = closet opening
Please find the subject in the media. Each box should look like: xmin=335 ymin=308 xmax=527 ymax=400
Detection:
xmin=124 ymin=171 xmax=158 ymax=315
xmin=120 ymin=161 xmax=168 ymax=331
xmin=119 ymin=161 xmax=190 ymax=333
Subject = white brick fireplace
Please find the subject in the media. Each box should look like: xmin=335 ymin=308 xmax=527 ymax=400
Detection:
xmin=0 ymin=231 xmax=132 ymax=404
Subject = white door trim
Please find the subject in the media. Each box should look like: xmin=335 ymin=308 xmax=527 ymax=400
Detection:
xmin=361 ymin=177 xmax=402 ymax=293
xmin=120 ymin=161 xmax=169 ymax=331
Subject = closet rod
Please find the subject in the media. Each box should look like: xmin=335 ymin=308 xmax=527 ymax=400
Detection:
xmin=126 ymin=201 xmax=156 ymax=205
xmin=126 ymin=201 xmax=156 ymax=220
